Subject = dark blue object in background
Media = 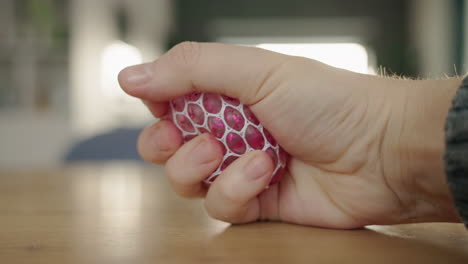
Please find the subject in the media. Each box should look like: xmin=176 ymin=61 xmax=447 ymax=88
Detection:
xmin=65 ymin=128 xmax=143 ymax=162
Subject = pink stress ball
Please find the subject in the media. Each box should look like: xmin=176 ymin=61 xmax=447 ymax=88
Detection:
xmin=168 ymin=92 xmax=288 ymax=186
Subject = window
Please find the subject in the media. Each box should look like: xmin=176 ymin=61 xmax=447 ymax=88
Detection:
xmin=257 ymin=43 xmax=374 ymax=74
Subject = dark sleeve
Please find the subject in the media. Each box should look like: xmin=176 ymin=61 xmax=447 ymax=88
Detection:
xmin=445 ymin=76 xmax=468 ymax=227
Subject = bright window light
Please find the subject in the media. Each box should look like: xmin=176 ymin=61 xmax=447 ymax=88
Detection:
xmin=256 ymin=43 xmax=373 ymax=74
xmin=101 ymin=41 xmax=142 ymax=98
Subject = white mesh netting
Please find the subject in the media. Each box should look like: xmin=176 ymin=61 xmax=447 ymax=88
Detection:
xmin=169 ymin=92 xmax=287 ymax=185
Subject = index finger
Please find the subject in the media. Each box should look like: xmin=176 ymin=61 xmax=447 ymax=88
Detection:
xmin=118 ymin=42 xmax=288 ymax=105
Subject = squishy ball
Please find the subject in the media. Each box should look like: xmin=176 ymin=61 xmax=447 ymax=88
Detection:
xmin=169 ymin=92 xmax=287 ymax=186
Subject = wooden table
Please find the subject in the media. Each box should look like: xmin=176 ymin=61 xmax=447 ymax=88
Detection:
xmin=1 ymin=163 xmax=467 ymax=263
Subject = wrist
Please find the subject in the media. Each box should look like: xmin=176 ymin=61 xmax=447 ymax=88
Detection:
xmin=392 ymin=78 xmax=461 ymax=223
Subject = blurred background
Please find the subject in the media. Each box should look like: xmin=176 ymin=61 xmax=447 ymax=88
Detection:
xmin=0 ymin=0 xmax=465 ymax=169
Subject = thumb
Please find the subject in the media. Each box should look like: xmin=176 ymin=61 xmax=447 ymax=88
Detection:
xmin=118 ymin=42 xmax=288 ymax=105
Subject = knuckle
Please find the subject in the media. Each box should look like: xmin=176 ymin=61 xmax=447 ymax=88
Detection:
xmin=204 ymin=201 xmax=228 ymax=223
xmin=168 ymin=41 xmax=202 ymax=69
xmin=137 ymin=133 xmax=159 ymax=164
xmin=174 ymin=188 xmax=194 ymax=199
xmin=146 ymin=152 xmax=169 ymax=165
xmin=217 ymin=181 xmax=243 ymax=205
xmin=165 ymin=159 xmax=183 ymax=185
xmin=137 ymin=125 xmax=170 ymax=165
xmin=165 ymin=160 xmax=195 ymax=197
xmin=248 ymin=56 xmax=293 ymax=104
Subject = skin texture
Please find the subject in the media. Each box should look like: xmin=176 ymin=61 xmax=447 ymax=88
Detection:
xmin=119 ymin=42 xmax=462 ymax=229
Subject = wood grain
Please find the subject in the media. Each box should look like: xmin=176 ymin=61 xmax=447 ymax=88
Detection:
xmin=0 ymin=163 xmax=467 ymax=263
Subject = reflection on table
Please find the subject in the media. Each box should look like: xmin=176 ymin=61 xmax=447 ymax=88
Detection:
xmin=0 ymin=163 xmax=467 ymax=264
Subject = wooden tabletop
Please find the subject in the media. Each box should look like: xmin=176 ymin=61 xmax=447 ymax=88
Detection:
xmin=1 ymin=163 xmax=467 ymax=264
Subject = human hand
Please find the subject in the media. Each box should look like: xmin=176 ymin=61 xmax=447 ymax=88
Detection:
xmin=119 ymin=42 xmax=461 ymax=228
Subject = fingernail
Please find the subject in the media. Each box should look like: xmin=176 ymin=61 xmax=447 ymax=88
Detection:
xmin=121 ymin=63 xmax=152 ymax=88
xmin=191 ymin=136 xmax=220 ymax=164
xmin=245 ymin=153 xmax=270 ymax=180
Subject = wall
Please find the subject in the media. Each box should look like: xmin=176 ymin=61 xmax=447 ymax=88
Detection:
xmin=409 ymin=0 xmax=457 ymax=78
xmin=173 ymin=0 xmax=412 ymax=75
xmin=0 ymin=0 xmax=173 ymax=168
xmin=70 ymin=0 xmax=173 ymax=138
xmin=0 ymin=114 xmax=71 ymax=169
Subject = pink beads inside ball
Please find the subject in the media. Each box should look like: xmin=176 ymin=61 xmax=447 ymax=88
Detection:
xmin=169 ymin=93 xmax=287 ymax=186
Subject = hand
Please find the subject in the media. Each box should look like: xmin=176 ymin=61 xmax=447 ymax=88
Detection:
xmin=119 ymin=42 xmax=461 ymax=228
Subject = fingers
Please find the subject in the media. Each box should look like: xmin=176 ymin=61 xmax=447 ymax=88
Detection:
xmin=166 ymin=133 xmax=224 ymax=198
xmin=204 ymin=150 xmax=274 ymax=224
xmin=142 ymin=100 xmax=168 ymax=118
xmin=118 ymin=42 xmax=288 ymax=105
xmin=137 ymin=120 xmax=183 ymax=164
xmin=141 ymin=120 xmax=275 ymax=221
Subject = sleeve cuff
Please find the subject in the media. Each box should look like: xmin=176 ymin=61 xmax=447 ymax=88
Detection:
xmin=444 ymin=76 xmax=468 ymax=227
